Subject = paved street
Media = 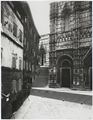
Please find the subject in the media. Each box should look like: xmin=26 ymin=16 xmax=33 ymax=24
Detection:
xmin=31 ymin=87 xmax=92 ymax=105
xmin=12 ymin=89 xmax=92 ymax=119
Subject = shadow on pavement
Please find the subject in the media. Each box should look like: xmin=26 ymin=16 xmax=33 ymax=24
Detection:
xmin=30 ymin=88 xmax=92 ymax=105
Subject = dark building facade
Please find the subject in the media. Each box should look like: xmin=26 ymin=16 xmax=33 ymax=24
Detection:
xmin=49 ymin=1 xmax=92 ymax=90
xmin=1 ymin=2 xmax=25 ymax=118
xmin=1 ymin=1 xmax=40 ymax=118
xmin=23 ymin=3 xmax=40 ymax=92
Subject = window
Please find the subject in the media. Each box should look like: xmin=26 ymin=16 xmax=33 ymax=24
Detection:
xmin=12 ymin=80 xmax=17 ymax=93
xmin=34 ymin=34 xmax=36 ymax=41
xmin=12 ymin=54 xmax=17 ymax=69
xmin=32 ymin=65 xmax=34 ymax=72
xmin=1 ymin=48 xmax=3 ymax=63
xmin=19 ymin=58 xmax=22 ymax=70
xmin=18 ymin=79 xmax=22 ymax=91
xmin=23 ymin=60 xmax=25 ymax=70
xmin=28 ymin=62 xmax=29 ymax=71
xmin=1 ymin=4 xmax=4 ymax=25
xmin=29 ymin=62 xmax=31 ymax=71
xmin=3 ymin=16 xmax=8 ymax=28
xmin=13 ymin=23 xmax=17 ymax=37
xmin=19 ymin=29 xmax=22 ymax=42
xmin=64 ymin=16 xmax=69 ymax=31
xmin=27 ymin=41 xmax=29 ymax=50
xmin=26 ymin=61 xmax=28 ymax=71
xmin=8 ymin=22 xmax=12 ymax=32
xmin=12 ymin=56 xmax=16 ymax=69
xmin=24 ymin=37 xmax=26 ymax=46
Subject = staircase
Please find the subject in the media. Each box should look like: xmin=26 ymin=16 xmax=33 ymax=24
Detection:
xmin=32 ymin=67 xmax=49 ymax=87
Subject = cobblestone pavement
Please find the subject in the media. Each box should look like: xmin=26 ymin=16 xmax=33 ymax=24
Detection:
xmin=13 ymin=95 xmax=92 ymax=119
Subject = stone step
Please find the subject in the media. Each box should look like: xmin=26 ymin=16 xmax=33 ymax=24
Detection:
xmin=49 ymin=83 xmax=60 ymax=88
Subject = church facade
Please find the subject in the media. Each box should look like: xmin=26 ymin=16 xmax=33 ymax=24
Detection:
xmin=49 ymin=1 xmax=92 ymax=90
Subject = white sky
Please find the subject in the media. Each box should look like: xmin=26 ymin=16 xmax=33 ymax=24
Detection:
xmin=28 ymin=1 xmax=50 ymax=36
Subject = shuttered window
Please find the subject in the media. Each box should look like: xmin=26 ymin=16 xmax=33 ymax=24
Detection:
xmin=13 ymin=22 xmax=17 ymax=37
xmin=19 ymin=29 xmax=22 ymax=42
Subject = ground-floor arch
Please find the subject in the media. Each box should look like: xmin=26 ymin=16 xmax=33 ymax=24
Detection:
xmin=56 ymin=55 xmax=73 ymax=88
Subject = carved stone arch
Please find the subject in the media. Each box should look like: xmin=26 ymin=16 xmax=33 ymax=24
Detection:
xmin=56 ymin=54 xmax=73 ymax=88
xmin=56 ymin=54 xmax=73 ymax=66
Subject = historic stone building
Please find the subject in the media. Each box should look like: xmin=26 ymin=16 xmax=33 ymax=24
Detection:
xmin=49 ymin=1 xmax=92 ymax=90
xmin=23 ymin=3 xmax=40 ymax=90
xmin=1 ymin=2 xmax=25 ymax=118
xmin=1 ymin=1 xmax=40 ymax=118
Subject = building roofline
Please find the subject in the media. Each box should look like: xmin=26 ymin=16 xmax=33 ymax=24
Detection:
xmin=23 ymin=2 xmax=40 ymax=38
xmin=10 ymin=1 xmax=40 ymax=38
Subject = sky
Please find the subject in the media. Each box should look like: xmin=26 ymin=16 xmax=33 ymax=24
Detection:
xmin=28 ymin=1 xmax=50 ymax=35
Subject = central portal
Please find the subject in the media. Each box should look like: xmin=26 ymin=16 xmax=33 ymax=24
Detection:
xmin=60 ymin=67 xmax=70 ymax=87
xmin=57 ymin=55 xmax=73 ymax=88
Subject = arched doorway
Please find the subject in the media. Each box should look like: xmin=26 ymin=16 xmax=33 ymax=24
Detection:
xmin=57 ymin=55 xmax=73 ymax=88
